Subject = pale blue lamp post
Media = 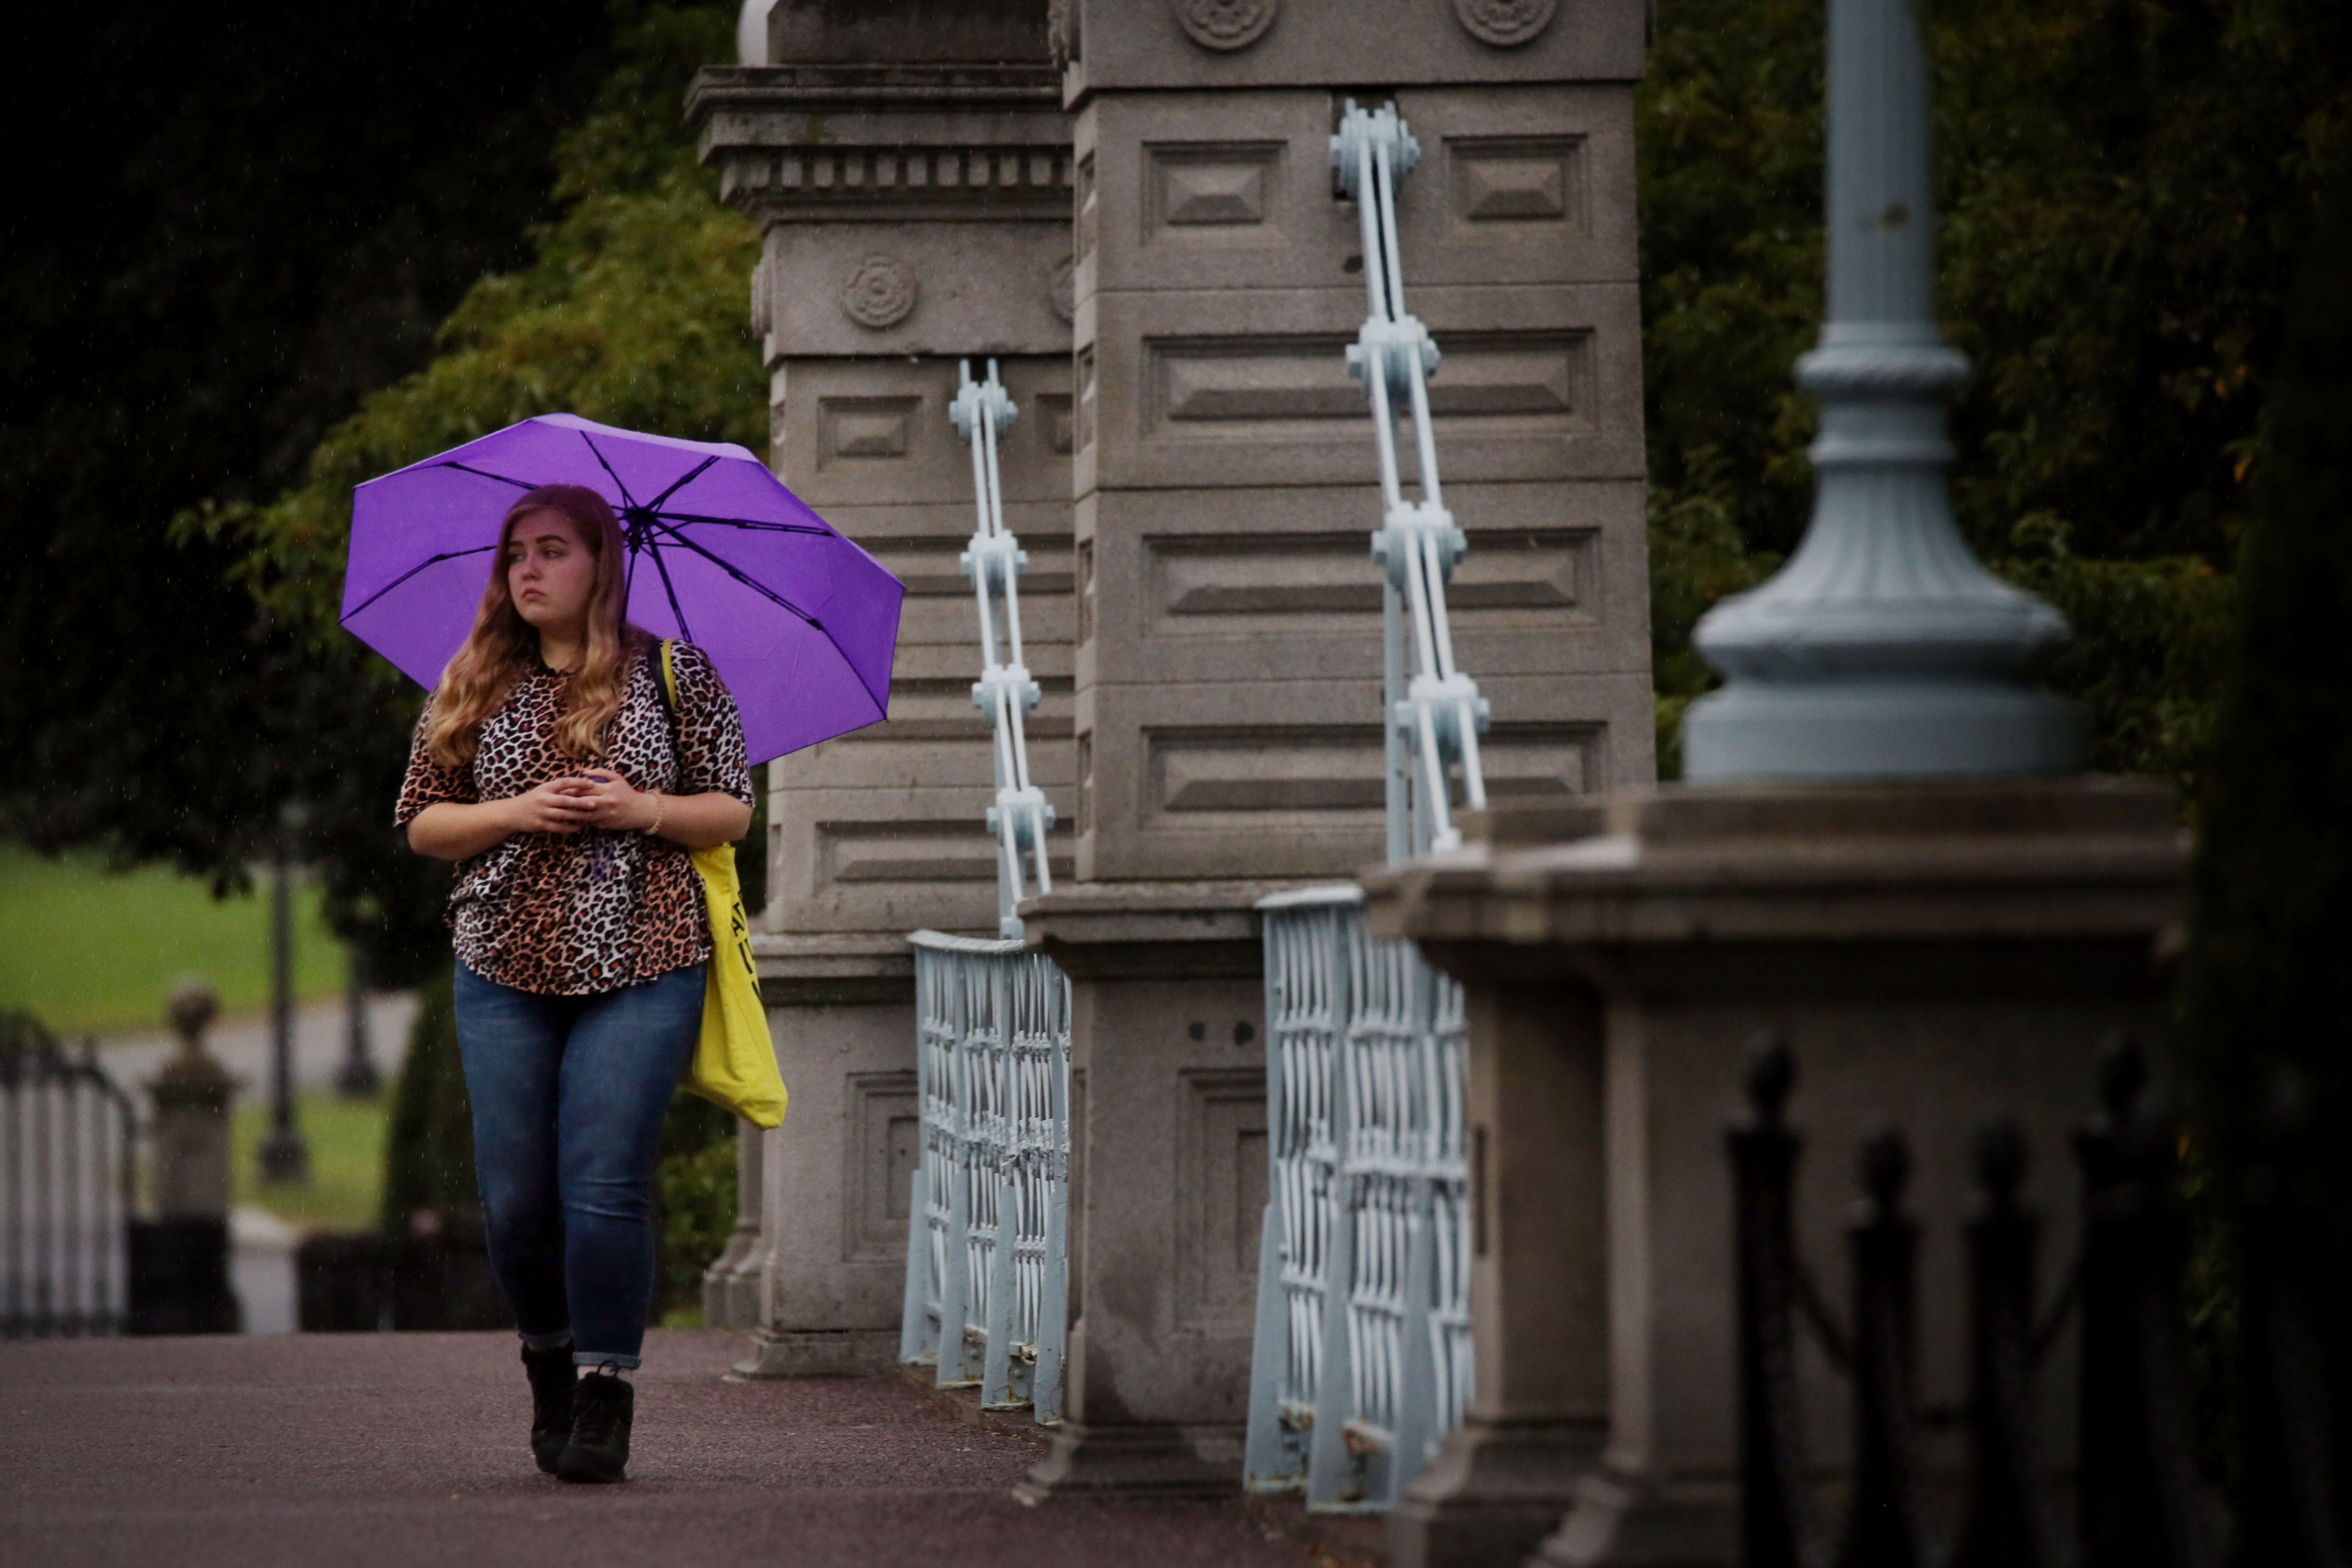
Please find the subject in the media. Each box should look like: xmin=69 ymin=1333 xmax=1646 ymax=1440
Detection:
xmin=1681 ymin=0 xmax=2077 ymax=782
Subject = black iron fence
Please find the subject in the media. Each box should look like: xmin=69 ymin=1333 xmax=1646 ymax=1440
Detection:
xmin=1726 ymin=1030 xmax=2318 ymax=1568
xmin=1 ymin=1012 xmax=137 ymax=1338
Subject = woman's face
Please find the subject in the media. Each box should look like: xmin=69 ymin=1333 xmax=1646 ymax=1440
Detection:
xmin=505 ymin=510 xmax=599 ymax=635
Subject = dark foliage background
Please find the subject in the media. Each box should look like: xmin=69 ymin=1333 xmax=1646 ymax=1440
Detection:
xmin=2177 ymin=168 xmax=2352 ymax=1519
xmin=0 ymin=3 xmax=766 ymax=991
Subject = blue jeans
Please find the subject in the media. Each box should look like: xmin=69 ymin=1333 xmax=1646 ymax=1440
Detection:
xmin=452 ymin=960 xmax=704 ymax=1368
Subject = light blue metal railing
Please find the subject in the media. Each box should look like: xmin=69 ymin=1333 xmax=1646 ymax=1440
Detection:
xmin=900 ymin=358 xmax=1072 ymax=1425
xmin=1241 ymin=100 xmax=1482 ymax=1510
xmin=898 ymin=932 xmax=1071 ymax=1420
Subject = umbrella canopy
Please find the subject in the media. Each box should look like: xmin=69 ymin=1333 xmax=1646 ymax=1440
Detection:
xmin=342 ymin=413 xmax=902 ymax=766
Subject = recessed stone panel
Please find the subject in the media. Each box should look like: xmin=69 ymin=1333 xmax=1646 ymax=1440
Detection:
xmin=1036 ymin=393 xmax=1076 ymax=454
xmin=1448 ymin=135 xmax=1587 ymax=226
xmin=1145 ymin=329 xmax=1596 ymax=439
xmin=1146 ymin=142 xmax=1283 ymax=232
xmin=1143 ymin=528 xmax=1591 ymax=630
xmin=1138 ymin=723 xmax=1593 ymax=825
xmin=1175 ymin=1067 xmax=1268 ymax=1331
xmin=1092 ymin=284 xmax=1644 ymax=490
xmin=819 ymin=819 xmax=1077 ymax=886
xmin=844 ymin=1070 xmax=920 ymax=1263
xmin=820 ymin=397 xmax=919 ymax=463
xmin=1148 ymin=725 xmax=1389 ymax=818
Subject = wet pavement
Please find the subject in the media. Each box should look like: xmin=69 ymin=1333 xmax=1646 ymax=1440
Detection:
xmin=0 ymin=1329 xmax=1320 ymax=1568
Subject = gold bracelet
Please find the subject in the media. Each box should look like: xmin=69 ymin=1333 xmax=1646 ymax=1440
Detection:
xmin=641 ymin=794 xmax=667 ymax=838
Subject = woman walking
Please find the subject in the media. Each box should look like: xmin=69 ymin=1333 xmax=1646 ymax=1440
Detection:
xmin=396 ymin=482 xmax=754 ymax=1484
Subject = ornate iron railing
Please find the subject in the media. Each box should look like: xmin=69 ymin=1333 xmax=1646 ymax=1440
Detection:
xmin=898 ymin=932 xmax=1071 ymax=1422
xmin=1730 ymin=1032 xmax=2244 ymax=1568
xmin=1240 ymin=99 xmax=1484 ymax=1511
xmin=1244 ymin=887 xmax=1472 ymax=1508
xmin=2 ymin=1013 xmax=136 ymax=1339
xmin=898 ymin=356 xmax=1072 ymax=1425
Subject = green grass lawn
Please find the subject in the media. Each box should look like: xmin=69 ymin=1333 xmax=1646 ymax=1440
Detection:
xmin=231 ymin=1089 xmax=390 ymax=1233
xmin=0 ymin=843 xmax=350 ymax=1036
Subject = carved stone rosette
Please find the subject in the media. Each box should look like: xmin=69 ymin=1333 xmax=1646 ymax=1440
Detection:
xmin=1174 ymin=0 xmax=1278 ymax=52
xmin=1452 ymin=0 xmax=1557 ymax=46
xmin=838 ymin=253 xmax=918 ymax=329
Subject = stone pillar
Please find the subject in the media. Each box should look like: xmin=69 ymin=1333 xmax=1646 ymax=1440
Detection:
xmin=1011 ymin=884 xmax=1277 ymax=1500
xmin=1063 ymin=1 xmax=1654 ymax=882
xmin=1363 ymin=784 xmax=2186 ymax=1566
xmin=1015 ymin=0 xmax=1654 ymax=1502
xmin=134 ymin=979 xmax=240 ymax=1335
xmin=689 ymin=1 xmax=1075 ymax=1375
xmin=150 ymin=980 xmax=234 ymax=1221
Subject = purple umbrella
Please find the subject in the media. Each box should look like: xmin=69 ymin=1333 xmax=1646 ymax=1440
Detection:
xmin=341 ymin=413 xmax=902 ymax=765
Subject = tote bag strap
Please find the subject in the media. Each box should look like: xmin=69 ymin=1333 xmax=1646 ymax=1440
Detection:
xmin=654 ymin=638 xmax=684 ymax=777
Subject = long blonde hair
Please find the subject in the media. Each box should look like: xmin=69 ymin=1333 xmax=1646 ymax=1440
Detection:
xmin=424 ymin=484 xmax=643 ymax=768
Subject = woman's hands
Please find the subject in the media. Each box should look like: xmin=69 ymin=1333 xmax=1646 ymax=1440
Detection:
xmin=569 ymin=769 xmax=660 ymax=833
xmin=407 ymin=770 xmax=751 ymax=859
xmin=566 ymin=771 xmax=751 ymax=848
xmin=506 ymin=777 xmax=603 ymax=834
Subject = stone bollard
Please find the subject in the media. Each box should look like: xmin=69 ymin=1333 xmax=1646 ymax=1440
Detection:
xmin=130 ymin=978 xmax=240 ymax=1333
xmin=151 ymin=979 xmax=235 ymax=1216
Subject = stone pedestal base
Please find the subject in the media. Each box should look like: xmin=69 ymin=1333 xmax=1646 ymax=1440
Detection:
xmin=1525 ymin=1468 xmax=1734 ymax=1568
xmin=1014 ymin=1421 xmax=1248 ymax=1504
xmin=1012 ymin=882 xmax=1302 ymax=1505
xmin=1365 ymin=780 xmax=2188 ymax=1568
xmin=1389 ymin=1417 xmax=1607 ymax=1568
xmin=735 ymin=1326 xmax=902 ymax=1379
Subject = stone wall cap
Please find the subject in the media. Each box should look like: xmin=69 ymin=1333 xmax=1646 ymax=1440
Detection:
xmin=1254 ymin=882 xmax=1365 ymax=912
xmin=1473 ymin=776 xmax=2178 ymax=850
xmin=1017 ymin=878 xmax=1320 ymax=954
xmin=753 ymin=931 xmax=942 ymax=962
xmin=1365 ymin=777 xmax=2190 ymax=948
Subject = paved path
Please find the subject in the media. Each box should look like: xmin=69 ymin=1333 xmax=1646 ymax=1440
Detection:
xmin=0 ymin=1331 xmax=1314 ymax=1568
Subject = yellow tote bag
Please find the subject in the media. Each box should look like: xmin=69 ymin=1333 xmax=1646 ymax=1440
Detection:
xmin=659 ymin=641 xmax=787 ymax=1129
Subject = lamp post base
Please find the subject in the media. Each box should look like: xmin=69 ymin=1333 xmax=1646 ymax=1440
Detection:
xmin=256 ymin=1128 xmax=311 ymax=1187
xmin=1683 ymin=678 xmax=2078 ymax=784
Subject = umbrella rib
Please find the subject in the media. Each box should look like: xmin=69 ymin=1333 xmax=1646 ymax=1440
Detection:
xmin=638 ymin=517 xmax=823 ymax=630
xmin=339 ymin=544 xmax=500 ymax=623
xmin=437 ymin=462 xmax=536 ymax=490
xmin=655 ymin=513 xmax=834 ymax=535
xmin=643 ymin=456 xmax=720 ymax=513
xmin=578 ymin=430 xmax=643 ymax=511
xmin=647 ymin=537 xmax=696 ymax=645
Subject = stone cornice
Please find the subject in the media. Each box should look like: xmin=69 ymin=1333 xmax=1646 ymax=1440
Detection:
xmin=688 ymin=63 xmax=1072 ymax=226
xmin=1364 ymin=780 xmax=2189 ymax=951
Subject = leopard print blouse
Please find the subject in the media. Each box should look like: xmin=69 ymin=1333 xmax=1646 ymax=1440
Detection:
xmin=395 ymin=637 xmax=755 ymax=996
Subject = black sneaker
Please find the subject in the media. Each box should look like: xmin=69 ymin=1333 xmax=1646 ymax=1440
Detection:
xmin=521 ymin=1343 xmax=576 ymax=1475
xmin=556 ymin=1367 xmax=634 ymax=1484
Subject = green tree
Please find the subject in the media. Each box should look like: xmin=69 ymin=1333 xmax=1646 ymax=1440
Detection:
xmin=177 ymin=1 xmax=762 ymax=980
xmin=1 ymin=1 xmax=610 ymax=953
